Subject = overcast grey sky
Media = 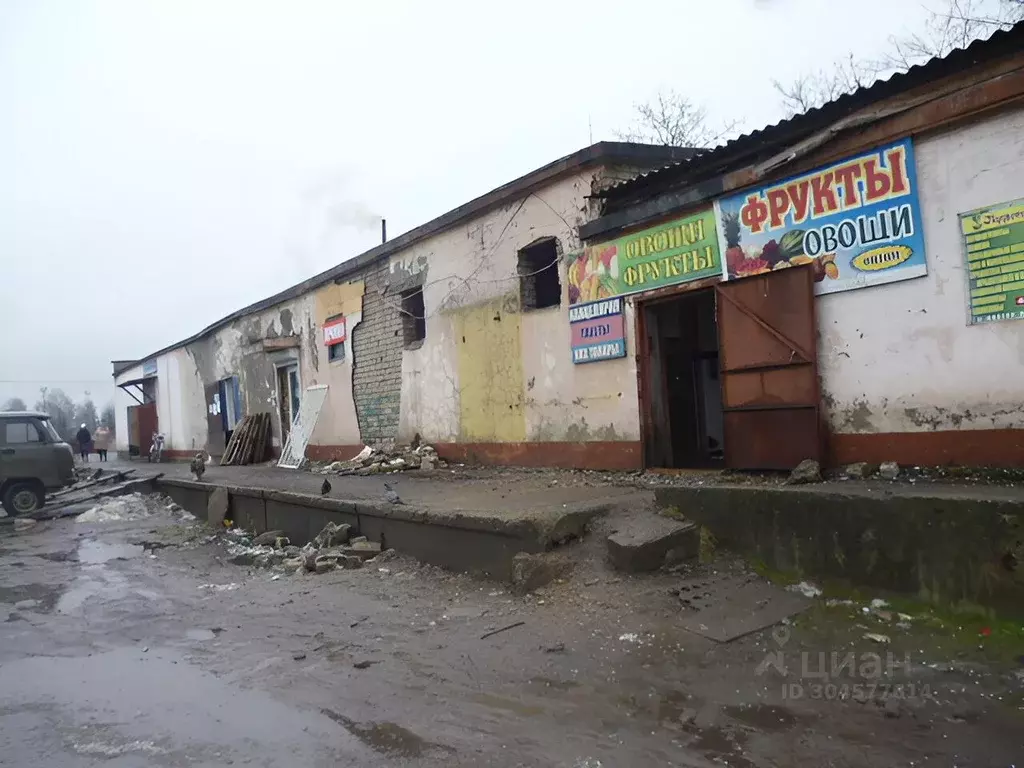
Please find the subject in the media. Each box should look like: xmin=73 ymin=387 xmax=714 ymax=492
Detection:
xmin=1 ymin=0 xmax=935 ymax=408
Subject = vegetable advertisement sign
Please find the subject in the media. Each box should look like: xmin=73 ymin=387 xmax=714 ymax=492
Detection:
xmin=959 ymin=197 xmax=1024 ymax=325
xmin=566 ymin=208 xmax=720 ymax=305
xmin=715 ymin=138 xmax=927 ymax=294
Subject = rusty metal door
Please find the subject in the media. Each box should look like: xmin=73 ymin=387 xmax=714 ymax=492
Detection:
xmin=137 ymin=402 xmax=158 ymax=459
xmin=714 ymin=266 xmax=820 ymax=470
xmin=206 ymin=383 xmax=226 ymax=457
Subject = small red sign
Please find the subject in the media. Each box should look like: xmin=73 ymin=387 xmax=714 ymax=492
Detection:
xmin=1016 ymin=296 xmax=1024 ymax=306
xmin=323 ymin=316 xmax=346 ymax=346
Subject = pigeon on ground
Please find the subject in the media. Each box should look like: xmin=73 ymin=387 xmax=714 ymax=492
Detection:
xmin=383 ymin=482 xmax=402 ymax=505
xmin=190 ymin=452 xmax=206 ymax=481
xmin=321 ymin=478 xmax=332 ymax=496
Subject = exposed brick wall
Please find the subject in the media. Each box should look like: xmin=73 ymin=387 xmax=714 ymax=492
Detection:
xmin=351 ymin=260 xmax=404 ymax=447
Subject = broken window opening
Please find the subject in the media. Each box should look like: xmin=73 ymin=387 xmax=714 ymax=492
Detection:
xmin=401 ymin=288 xmax=426 ymax=348
xmin=518 ymin=238 xmax=561 ymax=310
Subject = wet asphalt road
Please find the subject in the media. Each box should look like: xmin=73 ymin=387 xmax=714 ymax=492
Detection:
xmin=2 ymin=495 xmax=1022 ymax=767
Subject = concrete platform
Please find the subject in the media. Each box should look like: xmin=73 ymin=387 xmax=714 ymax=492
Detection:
xmin=655 ymin=480 xmax=1024 ymax=618
xmin=158 ymin=476 xmax=620 ymax=579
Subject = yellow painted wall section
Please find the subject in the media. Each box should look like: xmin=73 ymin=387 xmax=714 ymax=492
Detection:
xmin=453 ymin=295 xmax=526 ymax=442
xmin=308 ymin=280 xmax=365 ymax=448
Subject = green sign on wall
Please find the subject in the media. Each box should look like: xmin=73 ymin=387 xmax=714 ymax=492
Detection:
xmin=961 ymin=197 xmax=1024 ymax=325
xmin=567 ymin=208 xmax=721 ymax=305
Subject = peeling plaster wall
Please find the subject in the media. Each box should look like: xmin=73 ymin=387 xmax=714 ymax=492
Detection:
xmin=140 ymin=286 xmax=367 ymax=455
xmin=819 ymin=106 xmax=1024 ymax=434
xmin=307 ymin=280 xmax=364 ymax=451
xmin=396 ymin=169 xmax=641 ymax=445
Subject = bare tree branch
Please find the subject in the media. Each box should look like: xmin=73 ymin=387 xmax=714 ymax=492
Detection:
xmin=776 ymin=0 xmax=1024 ymax=116
xmin=615 ymin=89 xmax=741 ymax=148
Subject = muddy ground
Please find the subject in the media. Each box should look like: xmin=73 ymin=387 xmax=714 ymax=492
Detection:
xmin=1 ymin=495 xmax=1022 ymax=767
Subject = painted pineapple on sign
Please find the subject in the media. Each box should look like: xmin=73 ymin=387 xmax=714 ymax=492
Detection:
xmin=567 ymin=244 xmax=619 ymax=305
xmin=721 ymin=210 xmax=838 ymax=283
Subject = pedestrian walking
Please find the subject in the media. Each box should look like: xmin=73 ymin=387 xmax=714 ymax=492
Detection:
xmin=93 ymin=426 xmax=111 ymax=461
xmin=75 ymin=423 xmax=92 ymax=463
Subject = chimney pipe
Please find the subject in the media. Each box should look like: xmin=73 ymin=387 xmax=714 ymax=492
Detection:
xmin=381 ymin=218 xmax=387 ymax=244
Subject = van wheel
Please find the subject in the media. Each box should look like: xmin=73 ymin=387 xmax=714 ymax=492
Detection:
xmin=2 ymin=482 xmax=45 ymax=515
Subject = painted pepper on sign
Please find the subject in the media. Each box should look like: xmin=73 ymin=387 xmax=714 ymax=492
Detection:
xmin=715 ymin=138 xmax=927 ymax=294
xmin=570 ymin=298 xmax=626 ymax=364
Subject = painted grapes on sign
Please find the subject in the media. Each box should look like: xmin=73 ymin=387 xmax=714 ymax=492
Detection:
xmin=715 ymin=138 xmax=927 ymax=294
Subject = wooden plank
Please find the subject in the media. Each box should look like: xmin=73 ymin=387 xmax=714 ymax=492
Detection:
xmin=50 ymin=470 xmax=135 ymax=498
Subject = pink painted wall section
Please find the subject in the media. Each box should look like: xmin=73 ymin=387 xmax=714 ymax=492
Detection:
xmin=570 ymin=314 xmax=625 ymax=347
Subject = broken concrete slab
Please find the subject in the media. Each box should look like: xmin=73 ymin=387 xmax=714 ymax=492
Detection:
xmin=311 ymin=522 xmax=350 ymax=549
xmin=786 ymin=459 xmax=821 ymax=485
xmin=844 ymin=462 xmax=877 ymax=480
xmin=510 ymin=552 xmax=573 ymax=595
xmin=606 ymin=514 xmax=699 ymax=573
xmin=252 ymin=530 xmax=287 ymax=546
xmin=207 ymin=487 xmax=229 ymax=528
xmin=340 ymin=540 xmax=382 ymax=560
xmin=674 ymin=570 xmax=810 ymax=642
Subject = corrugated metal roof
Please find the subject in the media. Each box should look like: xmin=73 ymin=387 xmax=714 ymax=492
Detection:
xmin=600 ymin=21 xmax=1024 ymax=209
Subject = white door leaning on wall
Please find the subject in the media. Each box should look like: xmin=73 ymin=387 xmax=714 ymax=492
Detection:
xmin=278 ymin=384 xmax=329 ymax=469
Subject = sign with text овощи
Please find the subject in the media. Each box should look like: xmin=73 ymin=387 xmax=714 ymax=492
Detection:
xmin=960 ymin=197 xmax=1024 ymax=325
xmin=323 ymin=316 xmax=346 ymax=346
xmin=716 ymin=138 xmax=927 ymax=294
xmin=566 ymin=208 xmax=721 ymax=306
xmin=570 ymin=298 xmax=626 ymax=364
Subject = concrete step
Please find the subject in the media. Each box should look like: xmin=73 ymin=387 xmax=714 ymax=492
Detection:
xmin=606 ymin=513 xmax=699 ymax=573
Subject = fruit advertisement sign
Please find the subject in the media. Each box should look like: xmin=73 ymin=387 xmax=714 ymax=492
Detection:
xmin=715 ymin=138 xmax=927 ymax=294
xmin=959 ymin=197 xmax=1024 ymax=325
xmin=566 ymin=208 xmax=721 ymax=305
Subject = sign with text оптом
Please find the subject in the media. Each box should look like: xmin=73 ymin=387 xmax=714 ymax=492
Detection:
xmin=570 ymin=297 xmax=626 ymax=364
xmin=960 ymin=197 xmax=1024 ymax=325
xmin=716 ymin=138 xmax=927 ymax=294
xmin=566 ymin=208 xmax=721 ymax=306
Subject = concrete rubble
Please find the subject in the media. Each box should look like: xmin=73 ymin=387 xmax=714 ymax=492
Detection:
xmin=312 ymin=442 xmax=446 ymax=476
xmin=879 ymin=460 xmax=901 ymax=480
xmin=223 ymin=521 xmax=393 ymax=577
xmin=786 ymin=458 xmax=822 ymax=485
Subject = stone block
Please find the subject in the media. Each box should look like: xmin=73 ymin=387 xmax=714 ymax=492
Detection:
xmin=606 ymin=515 xmax=699 ymax=573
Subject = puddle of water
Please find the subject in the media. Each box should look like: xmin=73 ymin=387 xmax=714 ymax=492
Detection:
xmin=470 ymin=691 xmax=545 ymax=717
xmin=320 ymin=708 xmax=451 ymax=758
xmin=37 ymin=550 xmax=78 ymax=563
xmin=56 ymin=578 xmax=106 ymax=614
xmin=77 ymin=540 xmax=142 ymax=564
xmin=689 ymin=725 xmax=755 ymax=768
xmin=186 ymin=629 xmax=217 ymax=641
xmin=724 ymin=703 xmax=800 ymax=732
xmin=0 ymin=583 xmax=61 ymax=612
xmin=0 ymin=648 xmax=365 ymax=764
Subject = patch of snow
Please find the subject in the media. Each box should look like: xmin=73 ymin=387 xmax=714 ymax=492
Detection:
xmin=73 ymin=740 xmax=166 ymax=757
xmin=197 ymin=583 xmax=239 ymax=592
xmin=787 ymin=581 xmax=822 ymax=598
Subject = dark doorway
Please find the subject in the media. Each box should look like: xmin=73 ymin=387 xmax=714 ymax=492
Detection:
xmin=641 ymin=289 xmax=724 ymax=468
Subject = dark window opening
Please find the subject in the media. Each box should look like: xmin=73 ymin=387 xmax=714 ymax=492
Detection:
xmin=519 ymin=238 xmax=561 ymax=310
xmin=328 ymin=342 xmax=345 ymax=362
xmin=402 ymin=288 xmax=426 ymax=347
